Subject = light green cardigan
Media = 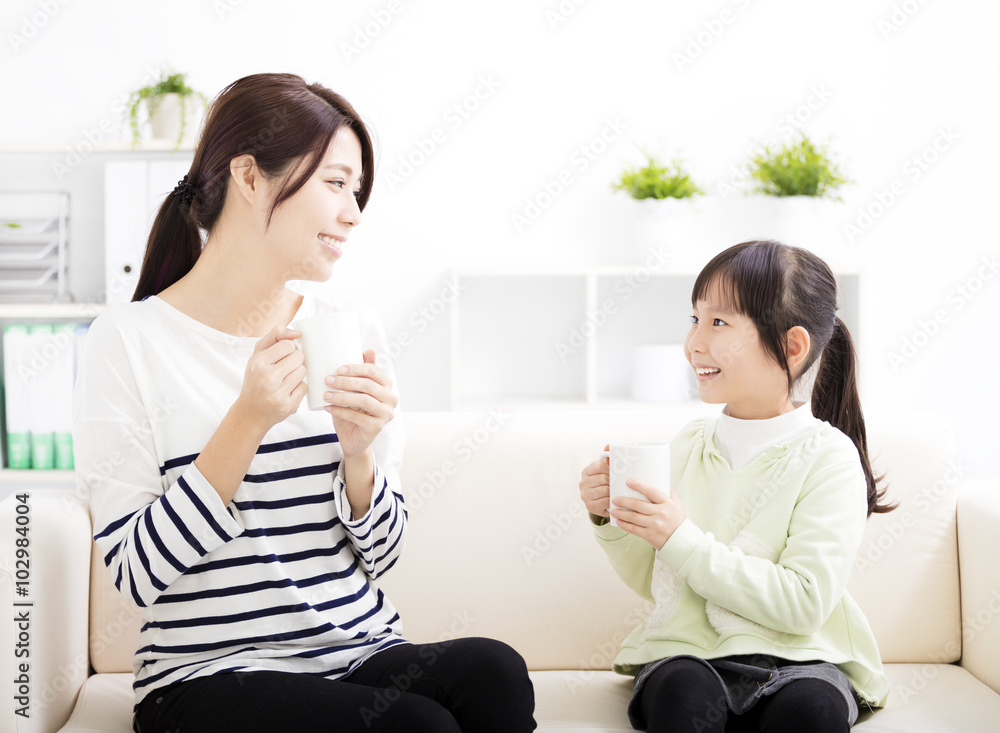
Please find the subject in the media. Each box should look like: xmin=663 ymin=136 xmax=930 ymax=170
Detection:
xmin=594 ymin=414 xmax=889 ymax=708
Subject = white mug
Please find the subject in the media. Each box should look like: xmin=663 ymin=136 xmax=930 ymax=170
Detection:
xmin=600 ymin=442 xmax=670 ymax=527
xmin=291 ymin=312 xmax=364 ymax=411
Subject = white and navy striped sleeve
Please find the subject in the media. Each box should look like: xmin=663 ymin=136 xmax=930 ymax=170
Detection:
xmin=73 ymin=313 xmax=243 ymax=608
xmin=331 ymin=305 xmax=407 ymax=580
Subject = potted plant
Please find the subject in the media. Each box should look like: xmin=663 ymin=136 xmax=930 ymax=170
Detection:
xmin=612 ymin=151 xmax=712 ymax=265
xmin=744 ymin=134 xmax=852 ymax=256
xmin=126 ymin=71 xmax=206 ymax=150
xmin=748 ymin=134 xmax=849 ymax=198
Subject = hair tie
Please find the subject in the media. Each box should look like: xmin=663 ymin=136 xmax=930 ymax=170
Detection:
xmin=172 ymin=175 xmax=196 ymax=208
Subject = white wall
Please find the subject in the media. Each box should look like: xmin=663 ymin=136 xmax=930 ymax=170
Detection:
xmin=1 ymin=0 xmax=997 ymax=478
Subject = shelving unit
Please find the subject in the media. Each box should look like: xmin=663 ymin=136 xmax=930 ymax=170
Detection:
xmin=449 ymin=267 xmax=861 ymax=410
xmin=0 ymin=303 xmax=106 ymax=500
xmin=0 ymin=191 xmax=70 ymax=303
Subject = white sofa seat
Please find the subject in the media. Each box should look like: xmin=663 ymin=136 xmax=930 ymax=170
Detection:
xmin=2 ymin=408 xmax=999 ymax=733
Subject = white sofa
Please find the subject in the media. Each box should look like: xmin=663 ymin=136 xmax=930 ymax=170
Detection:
xmin=2 ymin=407 xmax=1000 ymax=732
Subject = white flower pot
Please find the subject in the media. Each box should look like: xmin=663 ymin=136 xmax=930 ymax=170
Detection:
xmin=145 ymin=93 xmax=201 ymax=147
xmin=631 ymin=196 xmax=722 ymax=270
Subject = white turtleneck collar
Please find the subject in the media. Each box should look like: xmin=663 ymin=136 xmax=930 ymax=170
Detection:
xmin=713 ymin=401 xmax=816 ymax=471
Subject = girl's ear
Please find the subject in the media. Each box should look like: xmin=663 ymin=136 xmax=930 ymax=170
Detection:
xmin=786 ymin=325 xmax=811 ymax=376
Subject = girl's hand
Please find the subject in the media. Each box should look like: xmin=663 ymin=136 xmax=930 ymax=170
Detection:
xmin=323 ymin=349 xmax=398 ymax=458
xmin=610 ymin=480 xmax=687 ymax=551
xmin=238 ymin=326 xmax=308 ymax=433
xmin=579 ymin=444 xmax=612 ymax=519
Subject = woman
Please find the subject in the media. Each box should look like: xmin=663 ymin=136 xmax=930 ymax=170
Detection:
xmin=73 ymin=72 xmax=536 ymax=733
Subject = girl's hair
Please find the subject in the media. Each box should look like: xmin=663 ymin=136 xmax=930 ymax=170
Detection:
xmin=692 ymin=239 xmax=893 ymax=516
xmin=132 ymin=73 xmax=375 ymax=302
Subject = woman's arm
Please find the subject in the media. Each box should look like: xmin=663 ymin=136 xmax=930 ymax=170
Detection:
xmin=325 ymin=308 xmax=406 ymax=579
xmin=77 ymin=318 xmax=307 ymax=608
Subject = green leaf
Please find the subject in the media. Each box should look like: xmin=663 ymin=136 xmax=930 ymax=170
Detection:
xmin=747 ymin=135 xmax=850 ymax=199
xmin=612 ymin=152 xmax=703 ymax=200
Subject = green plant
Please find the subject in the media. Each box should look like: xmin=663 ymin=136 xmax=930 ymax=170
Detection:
xmin=612 ymin=152 xmax=703 ymax=200
xmin=126 ymin=71 xmax=206 ymax=149
xmin=748 ymin=135 xmax=850 ymax=198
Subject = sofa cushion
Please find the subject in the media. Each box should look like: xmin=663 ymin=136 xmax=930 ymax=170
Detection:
xmin=87 ymin=408 xmax=962 ymax=674
xmin=60 ymin=666 xmax=1000 ymax=733
xmin=847 ymin=411 xmax=961 ymax=663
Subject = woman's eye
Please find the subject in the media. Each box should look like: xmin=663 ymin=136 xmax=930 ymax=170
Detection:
xmin=352 ymin=190 xmax=362 ymax=200
xmin=328 ymin=180 xmax=345 ymax=188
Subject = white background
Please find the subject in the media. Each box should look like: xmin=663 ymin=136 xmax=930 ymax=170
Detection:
xmin=1 ymin=0 xmax=997 ymax=478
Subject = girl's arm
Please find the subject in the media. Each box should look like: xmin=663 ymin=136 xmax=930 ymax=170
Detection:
xmin=580 ymin=454 xmax=656 ymax=601
xmin=658 ymin=456 xmax=868 ymax=636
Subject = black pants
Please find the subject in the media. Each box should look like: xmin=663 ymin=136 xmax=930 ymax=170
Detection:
xmin=134 ymin=637 xmax=536 ymax=733
xmin=633 ymin=658 xmax=851 ymax=733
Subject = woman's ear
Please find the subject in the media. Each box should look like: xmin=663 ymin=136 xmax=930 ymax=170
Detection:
xmin=786 ymin=325 xmax=811 ymax=376
xmin=229 ymin=154 xmax=259 ymax=203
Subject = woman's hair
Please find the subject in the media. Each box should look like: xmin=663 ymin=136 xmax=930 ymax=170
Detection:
xmin=692 ymin=239 xmax=893 ymax=516
xmin=132 ymin=73 xmax=375 ymax=302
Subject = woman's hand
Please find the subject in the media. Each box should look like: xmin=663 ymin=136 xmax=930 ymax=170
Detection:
xmin=579 ymin=444 xmax=612 ymax=520
xmin=323 ymin=349 xmax=398 ymax=458
xmin=237 ymin=325 xmax=308 ymax=434
xmin=610 ymin=480 xmax=687 ymax=551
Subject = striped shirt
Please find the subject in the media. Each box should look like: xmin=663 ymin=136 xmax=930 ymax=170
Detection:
xmin=72 ymin=293 xmax=408 ymax=707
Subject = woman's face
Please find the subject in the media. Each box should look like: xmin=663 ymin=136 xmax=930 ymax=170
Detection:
xmin=262 ymin=126 xmax=365 ymax=282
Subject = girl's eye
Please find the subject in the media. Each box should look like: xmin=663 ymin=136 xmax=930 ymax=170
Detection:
xmin=713 ymin=318 xmax=727 ymax=327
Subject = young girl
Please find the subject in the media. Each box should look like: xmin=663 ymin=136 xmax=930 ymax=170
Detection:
xmin=75 ymin=73 xmax=535 ymax=733
xmin=578 ymin=240 xmax=891 ymax=732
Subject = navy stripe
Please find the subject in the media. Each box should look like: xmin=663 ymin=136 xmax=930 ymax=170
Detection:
xmin=132 ymin=521 xmax=167 ymax=593
xmin=231 ymin=492 xmax=333 ymax=512
xmin=184 ymin=539 xmax=351 ymax=575
xmin=152 ymin=581 xmax=373 ymax=631
xmin=159 ymin=434 xmax=339 ymax=475
xmin=144 ymin=506 xmax=186 ymax=575
xmin=313 ymin=583 xmax=371 ymax=614
xmin=134 ymin=645 xmax=262 ymax=689
xmin=373 ymin=525 xmax=404 ymax=569
xmin=178 ymin=476 xmax=231 ymax=543
xmin=256 ymin=433 xmax=339 ymax=454
xmin=160 ymin=452 xmax=198 ymax=476
xmin=241 ymin=517 xmax=339 ymax=538
xmin=137 ymin=622 xmax=336 ymax=655
xmin=242 ymin=462 xmax=338 ymax=484
xmin=161 ymin=492 xmax=207 ymax=556
xmin=94 ymin=510 xmax=134 ymax=541
xmin=158 ymin=560 xmax=360 ymax=604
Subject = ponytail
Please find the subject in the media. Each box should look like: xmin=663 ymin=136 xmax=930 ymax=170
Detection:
xmin=812 ymin=317 xmax=894 ymax=516
xmin=130 ymin=73 xmax=376 ymax=302
xmin=131 ymin=179 xmax=202 ymax=301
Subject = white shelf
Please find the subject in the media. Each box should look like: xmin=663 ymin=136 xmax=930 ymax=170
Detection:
xmin=0 ymin=469 xmax=75 ymax=483
xmin=0 ymin=140 xmax=194 ymax=154
xmin=450 ymin=266 xmax=863 ymax=410
xmin=0 ymin=303 xmax=107 ymax=319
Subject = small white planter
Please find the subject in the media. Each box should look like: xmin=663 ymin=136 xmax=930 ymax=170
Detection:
xmin=145 ymin=93 xmax=201 ymax=147
xmin=631 ymin=196 xmax=719 ymax=270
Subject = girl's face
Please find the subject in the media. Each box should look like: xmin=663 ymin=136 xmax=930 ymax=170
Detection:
xmin=261 ymin=126 xmax=364 ymax=282
xmin=683 ymin=287 xmax=796 ymax=420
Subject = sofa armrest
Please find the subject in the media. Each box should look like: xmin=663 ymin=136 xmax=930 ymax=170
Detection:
xmin=0 ymin=490 xmax=92 ymax=733
xmin=957 ymin=478 xmax=1000 ymax=694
